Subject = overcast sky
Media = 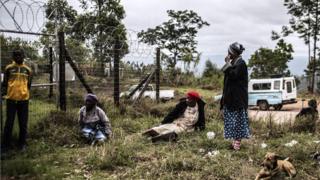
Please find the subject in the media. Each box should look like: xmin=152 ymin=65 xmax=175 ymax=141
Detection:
xmin=1 ymin=0 xmax=310 ymax=75
xmin=120 ymin=0 xmax=309 ymax=76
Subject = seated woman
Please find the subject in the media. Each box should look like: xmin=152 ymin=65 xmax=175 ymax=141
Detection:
xmin=296 ymin=99 xmax=318 ymax=118
xmin=295 ymin=99 xmax=319 ymax=132
xmin=143 ymin=91 xmax=206 ymax=142
xmin=79 ymin=94 xmax=112 ymax=144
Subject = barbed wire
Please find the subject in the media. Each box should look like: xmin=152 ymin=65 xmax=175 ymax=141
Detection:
xmin=0 ymin=0 xmax=157 ymax=59
xmin=0 ymin=0 xmax=46 ymax=33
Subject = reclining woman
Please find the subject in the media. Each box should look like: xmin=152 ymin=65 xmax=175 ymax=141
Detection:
xmin=143 ymin=91 xmax=206 ymax=142
xmin=79 ymin=94 xmax=112 ymax=144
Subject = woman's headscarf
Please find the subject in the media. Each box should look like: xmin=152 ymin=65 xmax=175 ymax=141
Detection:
xmin=85 ymin=93 xmax=98 ymax=103
xmin=228 ymin=42 xmax=245 ymax=56
xmin=186 ymin=91 xmax=201 ymax=101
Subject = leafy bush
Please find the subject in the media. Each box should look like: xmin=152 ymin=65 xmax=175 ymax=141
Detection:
xmin=199 ymin=75 xmax=223 ymax=90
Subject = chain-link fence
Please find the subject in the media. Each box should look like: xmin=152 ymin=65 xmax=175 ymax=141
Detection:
xmin=0 ymin=0 xmax=166 ymax=141
xmin=0 ymin=33 xmax=57 ymax=138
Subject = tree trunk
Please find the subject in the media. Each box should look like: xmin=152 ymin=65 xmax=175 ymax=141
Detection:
xmin=171 ymin=53 xmax=178 ymax=79
xmin=311 ymin=0 xmax=319 ymax=94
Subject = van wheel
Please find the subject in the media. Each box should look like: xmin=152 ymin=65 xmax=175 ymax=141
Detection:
xmin=258 ymin=101 xmax=269 ymax=111
xmin=274 ymin=105 xmax=283 ymax=111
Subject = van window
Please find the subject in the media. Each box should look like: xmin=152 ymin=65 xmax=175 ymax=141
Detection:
xmin=286 ymin=81 xmax=292 ymax=93
xmin=274 ymin=81 xmax=281 ymax=90
xmin=293 ymin=80 xmax=296 ymax=88
xmin=253 ymin=83 xmax=271 ymax=90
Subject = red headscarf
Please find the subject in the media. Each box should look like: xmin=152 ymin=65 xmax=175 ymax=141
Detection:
xmin=186 ymin=91 xmax=200 ymax=101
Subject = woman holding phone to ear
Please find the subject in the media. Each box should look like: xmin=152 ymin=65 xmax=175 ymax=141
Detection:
xmin=220 ymin=42 xmax=250 ymax=150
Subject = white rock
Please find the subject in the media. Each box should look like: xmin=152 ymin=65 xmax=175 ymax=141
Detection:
xmin=206 ymin=131 xmax=216 ymax=140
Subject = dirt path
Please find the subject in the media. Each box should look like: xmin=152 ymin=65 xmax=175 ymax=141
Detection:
xmin=248 ymin=100 xmax=320 ymax=124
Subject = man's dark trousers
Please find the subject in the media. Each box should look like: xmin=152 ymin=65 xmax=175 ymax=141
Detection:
xmin=3 ymin=99 xmax=29 ymax=147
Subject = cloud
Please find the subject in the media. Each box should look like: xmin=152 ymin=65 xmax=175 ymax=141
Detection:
xmin=0 ymin=0 xmax=308 ymax=75
xmin=121 ymin=0 xmax=308 ymax=75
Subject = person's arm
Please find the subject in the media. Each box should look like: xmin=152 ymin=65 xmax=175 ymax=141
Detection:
xmin=220 ymin=96 xmax=224 ymax=110
xmin=194 ymin=102 xmax=206 ymax=131
xmin=98 ymin=109 xmax=112 ymax=137
xmin=2 ymin=67 xmax=10 ymax=97
xmin=78 ymin=108 xmax=85 ymax=128
xmin=28 ymin=68 xmax=32 ymax=90
xmin=296 ymin=108 xmax=312 ymax=118
xmin=161 ymin=101 xmax=186 ymax=124
xmin=224 ymin=61 xmax=247 ymax=81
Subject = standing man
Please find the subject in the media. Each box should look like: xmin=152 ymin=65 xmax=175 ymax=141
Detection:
xmin=1 ymin=49 xmax=32 ymax=152
xmin=220 ymin=42 xmax=250 ymax=150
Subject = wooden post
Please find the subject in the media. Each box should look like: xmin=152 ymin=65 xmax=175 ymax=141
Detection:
xmin=65 ymin=50 xmax=93 ymax=94
xmin=127 ymin=74 xmax=150 ymax=99
xmin=156 ymin=48 xmax=160 ymax=103
xmin=133 ymin=70 xmax=156 ymax=104
xmin=49 ymin=46 xmax=53 ymax=98
xmin=58 ymin=31 xmax=66 ymax=111
xmin=114 ymin=38 xmax=120 ymax=107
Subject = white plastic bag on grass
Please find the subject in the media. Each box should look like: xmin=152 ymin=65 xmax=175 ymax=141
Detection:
xmin=285 ymin=140 xmax=298 ymax=147
xmin=206 ymin=131 xmax=215 ymax=140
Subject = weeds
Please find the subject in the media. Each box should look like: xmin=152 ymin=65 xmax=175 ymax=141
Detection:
xmin=1 ymin=95 xmax=320 ymax=179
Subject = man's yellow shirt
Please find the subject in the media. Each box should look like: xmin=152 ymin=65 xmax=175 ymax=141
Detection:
xmin=4 ymin=61 xmax=32 ymax=101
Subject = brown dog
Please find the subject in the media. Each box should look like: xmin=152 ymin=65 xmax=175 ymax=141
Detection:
xmin=255 ymin=152 xmax=297 ymax=180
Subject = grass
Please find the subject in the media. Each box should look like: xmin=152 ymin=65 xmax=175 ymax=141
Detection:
xmin=1 ymin=90 xmax=320 ymax=180
xmin=1 ymin=99 xmax=56 ymax=139
xmin=173 ymin=87 xmax=219 ymax=99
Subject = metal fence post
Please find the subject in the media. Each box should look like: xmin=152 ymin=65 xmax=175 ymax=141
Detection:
xmin=0 ymin=37 xmax=2 ymax=132
xmin=49 ymin=46 xmax=53 ymax=98
xmin=58 ymin=31 xmax=66 ymax=111
xmin=156 ymin=48 xmax=160 ymax=103
xmin=114 ymin=38 xmax=120 ymax=107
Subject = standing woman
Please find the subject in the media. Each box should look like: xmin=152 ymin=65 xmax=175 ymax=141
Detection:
xmin=220 ymin=42 xmax=250 ymax=150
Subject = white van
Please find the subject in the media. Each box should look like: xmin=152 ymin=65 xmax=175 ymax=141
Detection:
xmin=248 ymin=77 xmax=297 ymax=110
xmin=214 ymin=77 xmax=298 ymax=110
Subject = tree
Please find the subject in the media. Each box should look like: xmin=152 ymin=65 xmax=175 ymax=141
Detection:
xmin=248 ymin=39 xmax=294 ymax=78
xmin=41 ymin=0 xmax=91 ymax=62
xmin=278 ymin=0 xmax=319 ymax=93
xmin=73 ymin=0 xmax=129 ymax=75
xmin=138 ymin=10 xmax=209 ymax=70
xmin=44 ymin=0 xmax=77 ymax=34
xmin=1 ymin=35 xmax=42 ymax=70
xmin=202 ymin=60 xmax=222 ymax=78
xmin=304 ymin=56 xmax=320 ymax=90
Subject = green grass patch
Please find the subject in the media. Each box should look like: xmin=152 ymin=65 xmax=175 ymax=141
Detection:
xmin=1 ymin=90 xmax=320 ymax=179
